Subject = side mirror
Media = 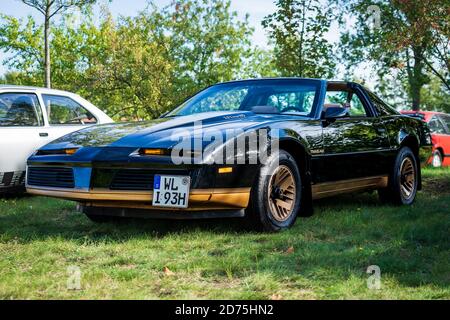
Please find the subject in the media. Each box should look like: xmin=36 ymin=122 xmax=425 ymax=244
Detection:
xmin=323 ymin=107 xmax=349 ymax=120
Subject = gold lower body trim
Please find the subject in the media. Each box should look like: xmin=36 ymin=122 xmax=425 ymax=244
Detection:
xmin=26 ymin=187 xmax=251 ymax=211
xmin=27 ymin=175 xmax=389 ymax=211
xmin=311 ymin=175 xmax=388 ymax=199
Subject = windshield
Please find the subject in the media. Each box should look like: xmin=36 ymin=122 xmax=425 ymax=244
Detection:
xmin=167 ymin=79 xmax=321 ymax=118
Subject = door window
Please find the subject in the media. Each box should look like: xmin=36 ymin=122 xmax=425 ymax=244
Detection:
xmin=428 ymin=117 xmax=446 ymax=134
xmin=324 ymin=90 xmax=369 ymax=117
xmin=438 ymin=115 xmax=450 ymax=134
xmin=0 ymin=93 xmax=44 ymax=126
xmin=42 ymin=95 xmax=97 ymax=125
xmin=367 ymin=91 xmax=399 ymax=116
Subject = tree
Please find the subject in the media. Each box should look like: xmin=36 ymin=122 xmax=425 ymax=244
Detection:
xmin=0 ymin=14 xmax=43 ymax=85
xmin=0 ymin=1 xmax=263 ymax=119
xmin=19 ymin=0 xmax=97 ymax=88
xmin=262 ymin=0 xmax=336 ymax=78
xmin=339 ymin=0 xmax=449 ymax=110
xmin=387 ymin=0 xmax=449 ymax=91
xmin=82 ymin=13 xmax=174 ymax=119
xmin=161 ymin=0 xmax=257 ymax=103
xmin=421 ymin=74 xmax=450 ymax=113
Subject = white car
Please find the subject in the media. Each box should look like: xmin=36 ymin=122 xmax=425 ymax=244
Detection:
xmin=0 ymin=85 xmax=113 ymax=193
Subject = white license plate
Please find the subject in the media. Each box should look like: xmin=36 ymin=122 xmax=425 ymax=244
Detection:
xmin=152 ymin=175 xmax=190 ymax=208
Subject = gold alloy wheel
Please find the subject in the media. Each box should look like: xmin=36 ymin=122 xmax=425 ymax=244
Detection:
xmin=267 ymin=165 xmax=296 ymax=222
xmin=399 ymin=157 xmax=416 ymax=199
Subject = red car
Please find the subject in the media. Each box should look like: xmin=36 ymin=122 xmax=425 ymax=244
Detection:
xmin=401 ymin=111 xmax=450 ymax=167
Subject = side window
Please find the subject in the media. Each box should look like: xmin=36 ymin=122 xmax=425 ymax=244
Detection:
xmin=324 ymin=90 xmax=370 ymax=117
xmin=42 ymin=95 xmax=97 ymax=125
xmin=324 ymin=91 xmax=347 ymax=106
xmin=368 ymin=92 xmax=399 ymax=116
xmin=349 ymin=93 xmax=367 ymax=116
xmin=439 ymin=115 xmax=450 ymax=134
xmin=428 ymin=117 xmax=447 ymax=134
xmin=0 ymin=93 xmax=44 ymax=127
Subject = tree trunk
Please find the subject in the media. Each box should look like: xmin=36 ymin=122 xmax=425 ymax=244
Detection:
xmin=44 ymin=13 xmax=51 ymax=88
xmin=410 ymin=81 xmax=421 ymax=111
xmin=298 ymin=2 xmax=306 ymax=77
xmin=407 ymin=46 xmax=426 ymax=111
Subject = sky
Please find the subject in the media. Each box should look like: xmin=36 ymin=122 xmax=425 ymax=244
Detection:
xmin=0 ymin=0 xmax=357 ymax=81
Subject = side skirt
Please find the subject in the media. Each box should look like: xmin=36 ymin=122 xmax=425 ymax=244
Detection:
xmin=312 ymin=175 xmax=388 ymax=200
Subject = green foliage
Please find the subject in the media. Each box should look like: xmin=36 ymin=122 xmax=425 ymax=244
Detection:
xmin=0 ymin=14 xmax=43 ymax=84
xmin=262 ymin=0 xmax=336 ymax=78
xmin=421 ymin=75 xmax=450 ymax=113
xmin=1 ymin=0 xmax=446 ymax=116
xmin=57 ymin=11 xmax=175 ymax=120
xmin=164 ymin=0 xmax=256 ymax=102
xmin=20 ymin=0 xmax=100 ymax=88
xmin=0 ymin=0 xmax=272 ymax=120
xmin=339 ymin=0 xmax=449 ymax=110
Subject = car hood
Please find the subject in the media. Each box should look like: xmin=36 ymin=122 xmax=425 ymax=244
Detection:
xmin=42 ymin=111 xmax=289 ymax=150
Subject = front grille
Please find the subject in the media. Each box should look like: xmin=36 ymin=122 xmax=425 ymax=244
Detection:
xmin=27 ymin=167 xmax=75 ymax=188
xmin=110 ymin=169 xmax=190 ymax=191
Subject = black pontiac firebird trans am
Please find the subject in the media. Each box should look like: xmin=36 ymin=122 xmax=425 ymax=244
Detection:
xmin=26 ymin=78 xmax=432 ymax=231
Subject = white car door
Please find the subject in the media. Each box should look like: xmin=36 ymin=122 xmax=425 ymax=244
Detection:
xmin=0 ymin=92 xmax=51 ymax=188
xmin=38 ymin=93 xmax=105 ymax=144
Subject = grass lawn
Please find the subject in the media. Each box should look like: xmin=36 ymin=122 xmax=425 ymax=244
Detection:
xmin=0 ymin=167 xmax=449 ymax=299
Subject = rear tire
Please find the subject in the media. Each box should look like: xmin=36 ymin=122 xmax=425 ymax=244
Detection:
xmin=378 ymin=146 xmax=418 ymax=205
xmin=432 ymin=150 xmax=443 ymax=168
xmin=246 ymin=150 xmax=302 ymax=232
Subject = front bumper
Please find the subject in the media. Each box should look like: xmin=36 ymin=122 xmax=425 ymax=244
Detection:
xmin=26 ymin=146 xmax=258 ymax=214
xmin=26 ymin=186 xmax=251 ymax=211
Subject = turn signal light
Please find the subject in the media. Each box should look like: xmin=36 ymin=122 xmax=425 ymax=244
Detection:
xmin=140 ymin=148 xmax=166 ymax=156
xmin=218 ymin=167 xmax=233 ymax=174
xmin=64 ymin=148 xmax=79 ymax=155
xmin=36 ymin=148 xmax=79 ymax=156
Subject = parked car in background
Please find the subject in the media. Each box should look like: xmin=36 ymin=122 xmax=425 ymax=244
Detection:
xmin=0 ymin=86 xmax=113 ymax=193
xmin=26 ymin=78 xmax=432 ymax=231
xmin=401 ymin=111 xmax=450 ymax=167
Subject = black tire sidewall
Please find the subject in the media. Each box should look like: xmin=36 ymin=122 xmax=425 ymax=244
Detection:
xmin=251 ymin=150 xmax=302 ymax=231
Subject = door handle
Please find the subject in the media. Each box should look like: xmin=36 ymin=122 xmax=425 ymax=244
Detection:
xmin=39 ymin=132 xmax=49 ymax=137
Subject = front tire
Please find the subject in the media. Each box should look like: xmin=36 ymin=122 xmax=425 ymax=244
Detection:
xmin=247 ymin=150 xmax=302 ymax=232
xmin=378 ymin=146 xmax=418 ymax=205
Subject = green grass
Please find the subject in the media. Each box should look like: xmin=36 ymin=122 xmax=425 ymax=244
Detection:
xmin=0 ymin=167 xmax=449 ymax=299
